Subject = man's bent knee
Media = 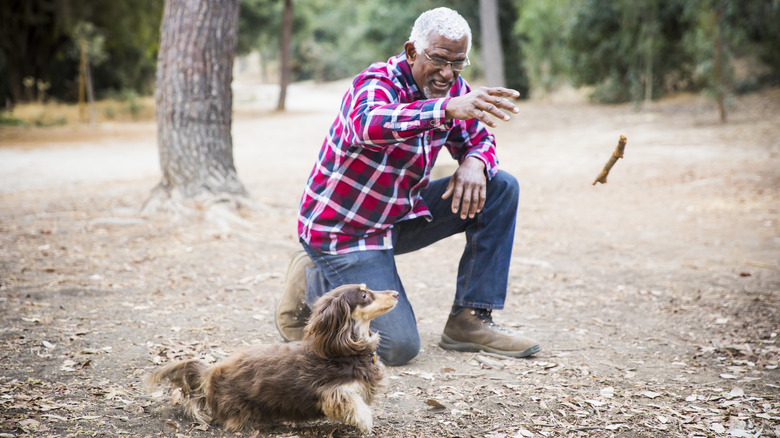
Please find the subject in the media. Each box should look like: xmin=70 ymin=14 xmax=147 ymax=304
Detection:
xmin=377 ymin=335 xmax=420 ymax=366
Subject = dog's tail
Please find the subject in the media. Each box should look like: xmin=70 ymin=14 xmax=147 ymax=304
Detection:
xmin=147 ymin=359 xmax=208 ymax=393
xmin=147 ymin=360 xmax=213 ymax=424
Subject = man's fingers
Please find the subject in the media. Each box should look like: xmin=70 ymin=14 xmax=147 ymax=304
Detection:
xmin=467 ymin=185 xmax=483 ymax=218
xmin=450 ymin=184 xmax=463 ymax=213
xmin=481 ymin=102 xmax=511 ymax=122
xmin=459 ymin=194 xmax=472 ymax=219
xmin=482 ymin=87 xmax=520 ymax=114
xmin=455 ymin=184 xmax=486 ymax=219
xmin=485 ymin=86 xmax=520 ymax=99
xmin=472 ymin=95 xmax=518 ymax=123
xmin=442 ymin=176 xmax=456 ymax=200
xmin=477 ymin=111 xmax=497 ymax=127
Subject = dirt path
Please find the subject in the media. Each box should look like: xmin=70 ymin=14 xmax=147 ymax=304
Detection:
xmin=1 ymin=85 xmax=778 ymax=438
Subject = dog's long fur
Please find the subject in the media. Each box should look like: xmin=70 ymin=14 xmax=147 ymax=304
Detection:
xmin=147 ymin=284 xmax=398 ymax=433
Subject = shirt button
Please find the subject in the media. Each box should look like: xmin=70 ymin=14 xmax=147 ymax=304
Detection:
xmin=430 ymin=120 xmax=436 ymax=126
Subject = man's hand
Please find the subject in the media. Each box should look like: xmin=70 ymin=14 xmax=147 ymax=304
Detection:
xmin=442 ymin=157 xmax=487 ymax=219
xmin=445 ymin=86 xmax=520 ymax=128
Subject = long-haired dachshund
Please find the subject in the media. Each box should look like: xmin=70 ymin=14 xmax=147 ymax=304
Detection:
xmin=147 ymin=284 xmax=398 ymax=434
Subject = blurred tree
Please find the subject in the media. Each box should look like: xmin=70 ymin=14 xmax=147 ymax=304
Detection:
xmin=232 ymin=0 xmax=528 ymax=97
xmin=735 ymin=1 xmax=780 ymax=85
xmin=0 ymin=0 xmax=71 ymax=104
xmin=277 ymin=0 xmax=293 ymax=110
xmin=69 ymin=21 xmax=107 ymax=122
xmin=0 ymin=0 xmax=163 ymax=105
xmin=514 ymin=0 xmax=574 ymax=97
xmin=683 ymin=0 xmax=780 ymax=120
xmin=237 ymin=0 xmax=279 ymax=57
xmin=78 ymin=0 xmax=163 ymax=98
xmin=497 ymin=0 xmax=529 ymax=97
xmin=144 ymin=0 xmax=250 ymax=215
xmin=568 ymin=0 xmax=695 ymax=104
xmin=480 ymin=0 xmax=505 ymax=87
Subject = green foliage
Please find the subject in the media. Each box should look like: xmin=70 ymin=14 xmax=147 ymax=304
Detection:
xmin=291 ymin=0 xmax=432 ymax=82
xmin=236 ymin=0 xmax=527 ymax=95
xmin=515 ymin=0 xmax=574 ymax=97
xmin=725 ymin=1 xmax=780 ymax=88
xmin=554 ymin=0 xmax=779 ymax=103
xmin=567 ymin=0 xmax=697 ymax=103
xmin=68 ymin=22 xmax=108 ymax=67
xmin=498 ymin=0 xmax=530 ymax=97
xmin=80 ymin=0 xmax=164 ymax=98
xmin=4 ymin=0 xmax=776 ymax=108
xmin=0 ymin=0 xmax=163 ymax=104
xmin=0 ymin=112 xmax=27 ymax=127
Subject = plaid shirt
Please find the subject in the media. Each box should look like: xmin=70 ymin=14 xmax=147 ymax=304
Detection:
xmin=298 ymin=52 xmax=500 ymax=254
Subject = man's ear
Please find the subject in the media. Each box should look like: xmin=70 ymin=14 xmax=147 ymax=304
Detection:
xmin=404 ymin=42 xmax=417 ymax=65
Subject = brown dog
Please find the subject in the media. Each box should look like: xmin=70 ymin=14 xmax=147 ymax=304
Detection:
xmin=147 ymin=284 xmax=398 ymax=433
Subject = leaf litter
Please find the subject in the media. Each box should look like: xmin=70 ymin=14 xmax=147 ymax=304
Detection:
xmin=1 ymin=89 xmax=779 ymax=437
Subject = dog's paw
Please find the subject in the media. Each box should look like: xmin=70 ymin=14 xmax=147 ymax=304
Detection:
xmin=351 ymin=403 xmax=373 ymax=434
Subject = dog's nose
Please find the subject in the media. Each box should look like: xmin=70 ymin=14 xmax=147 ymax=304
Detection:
xmin=391 ymin=291 xmax=399 ymax=299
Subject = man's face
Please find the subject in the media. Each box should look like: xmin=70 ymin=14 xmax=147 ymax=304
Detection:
xmin=405 ymin=33 xmax=469 ymax=99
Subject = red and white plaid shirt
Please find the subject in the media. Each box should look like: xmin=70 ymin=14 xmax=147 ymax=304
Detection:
xmin=298 ymin=52 xmax=500 ymax=254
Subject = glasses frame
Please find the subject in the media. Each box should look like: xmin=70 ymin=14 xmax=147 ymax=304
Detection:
xmin=420 ymin=50 xmax=470 ymax=72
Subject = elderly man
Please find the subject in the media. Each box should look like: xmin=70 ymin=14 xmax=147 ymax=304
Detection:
xmin=275 ymin=7 xmax=540 ymax=366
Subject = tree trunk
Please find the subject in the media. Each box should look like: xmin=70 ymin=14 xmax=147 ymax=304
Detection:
xmin=144 ymin=0 xmax=250 ymax=215
xmin=712 ymin=8 xmax=727 ymax=123
xmin=479 ymin=0 xmax=505 ymax=87
xmin=277 ymin=0 xmax=293 ymax=111
xmin=78 ymin=38 xmax=87 ymax=123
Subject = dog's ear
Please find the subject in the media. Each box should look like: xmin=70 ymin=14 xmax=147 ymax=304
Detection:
xmin=305 ymin=291 xmax=362 ymax=358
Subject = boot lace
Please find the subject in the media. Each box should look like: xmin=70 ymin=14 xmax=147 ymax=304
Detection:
xmin=473 ymin=309 xmax=512 ymax=333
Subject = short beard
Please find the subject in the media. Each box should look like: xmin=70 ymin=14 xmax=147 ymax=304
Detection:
xmin=422 ymin=85 xmax=447 ymax=99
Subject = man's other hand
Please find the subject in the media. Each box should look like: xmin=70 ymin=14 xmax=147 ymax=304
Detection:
xmin=442 ymin=157 xmax=487 ymax=219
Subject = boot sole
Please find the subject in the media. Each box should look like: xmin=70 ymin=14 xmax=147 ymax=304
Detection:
xmin=274 ymin=312 xmax=304 ymax=343
xmin=439 ymin=334 xmax=541 ymax=358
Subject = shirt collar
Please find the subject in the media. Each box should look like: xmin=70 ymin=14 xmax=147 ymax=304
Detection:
xmin=389 ymin=52 xmax=425 ymax=101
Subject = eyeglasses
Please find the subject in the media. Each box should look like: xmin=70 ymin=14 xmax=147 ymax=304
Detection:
xmin=421 ymin=50 xmax=470 ymax=72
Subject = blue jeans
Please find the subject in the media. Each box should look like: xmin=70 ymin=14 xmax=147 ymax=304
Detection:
xmin=302 ymin=170 xmax=519 ymax=365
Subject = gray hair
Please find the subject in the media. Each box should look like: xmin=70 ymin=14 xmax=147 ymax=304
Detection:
xmin=409 ymin=7 xmax=472 ymax=54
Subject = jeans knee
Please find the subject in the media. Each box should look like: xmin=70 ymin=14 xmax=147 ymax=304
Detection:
xmin=377 ymin=334 xmax=420 ymax=366
xmin=487 ymin=170 xmax=519 ymax=213
xmin=493 ymin=170 xmax=519 ymax=196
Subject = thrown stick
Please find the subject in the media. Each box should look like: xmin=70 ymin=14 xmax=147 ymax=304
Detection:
xmin=592 ymin=135 xmax=627 ymax=185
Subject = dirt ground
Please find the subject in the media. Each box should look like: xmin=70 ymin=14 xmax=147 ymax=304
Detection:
xmin=1 ymin=83 xmax=779 ymax=438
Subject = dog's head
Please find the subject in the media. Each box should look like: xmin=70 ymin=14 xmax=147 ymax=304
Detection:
xmin=304 ymin=284 xmax=399 ymax=359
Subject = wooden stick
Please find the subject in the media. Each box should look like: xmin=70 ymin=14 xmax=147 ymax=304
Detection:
xmin=592 ymin=135 xmax=627 ymax=185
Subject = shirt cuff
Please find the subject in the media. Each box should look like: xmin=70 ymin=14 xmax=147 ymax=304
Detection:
xmin=422 ymin=97 xmax=451 ymax=130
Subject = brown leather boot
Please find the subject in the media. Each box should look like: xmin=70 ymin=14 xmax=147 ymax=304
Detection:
xmin=439 ymin=307 xmax=540 ymax=358
xmin=274 ymin=251 xmax=314 ymax=342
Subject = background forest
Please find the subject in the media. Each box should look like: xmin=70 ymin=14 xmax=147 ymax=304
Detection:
xmin=2 ymin=2 xmax=779 ymax=437
xmin=1 ymin=0 xmax=778 ymax=117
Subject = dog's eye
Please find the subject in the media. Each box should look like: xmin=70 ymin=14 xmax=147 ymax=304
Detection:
xmin=361 ymin=292 xmax=367 ymax=300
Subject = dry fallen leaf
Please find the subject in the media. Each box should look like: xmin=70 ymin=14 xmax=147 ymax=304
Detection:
xmin=425 ymin=398 xmax=447 ymax=411
xmin=725 ymin=387 xmax=744 ymax=399
xmin=710 ymin=422 xmax=726 ymax=433
xmin=171 ymin=387 xmax=183 ymax=405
